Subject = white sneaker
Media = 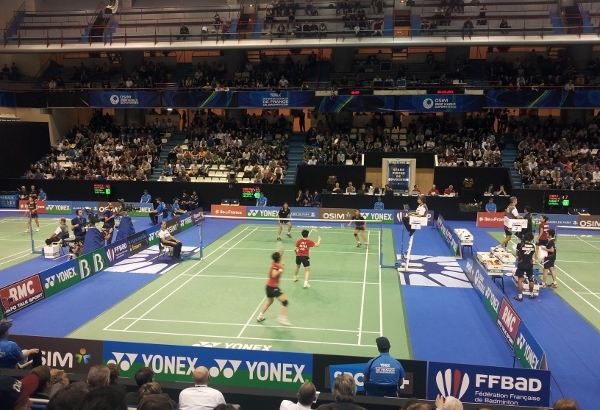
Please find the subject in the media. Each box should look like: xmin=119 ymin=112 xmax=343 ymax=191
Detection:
xmin=293 ymin=275 xmax=298 ymax=282
xmin=24 ymin=229 xmax=29 ymax=233
xmin=286 ymin=233 xmax=292 ymax=238
xmin=35 ymin=228 xmax=39 ymax=232
xmin=277 ymin=316 xmax=292 ymax=326
xmin=303 ymin=282 xmax=310 ymax=288
xmin=357 ymin=242 xmax=362 ymax=247
xmin=256 ymin=315 xmax=265 ymax=322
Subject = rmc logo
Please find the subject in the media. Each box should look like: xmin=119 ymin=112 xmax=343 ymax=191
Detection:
xmin=435 ymin=369 xmax=469 ymax=399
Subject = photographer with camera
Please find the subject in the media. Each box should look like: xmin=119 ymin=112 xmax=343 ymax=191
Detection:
xmin=71 ymin=209 xmax=87 ymax=241
xmin=45 ymin=218 xmax=69 ymax=245
xmin=149 ymin=198 xmax=166 ymax=225
xmin=101 ymin=222 xmax=114 ymax=244
xmin=103 ymin=203 xmax=116 ymax=229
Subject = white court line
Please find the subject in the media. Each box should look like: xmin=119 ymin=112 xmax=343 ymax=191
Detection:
xmin=357 ymin=230 xmax=370 ymax=346
xmin=0 ymin=245 xmax=45 ymax=266
xmin=219 ymin=247 xmax=379 ymax=255
xmin=579 ymin=292 xmax=600 ymax=295
xmin=122 ymin=228 xmax=259 ymax=332
xmin=576 ymin=236 xmax=600 ymax=252
xmin=553 ymin=265 xmax=600 ymax=315
xmin=103 ymin=227 xmax=252 ymax=331
xmin=554 ymin=264 xmax=600 ymax=302
xmin=120 ymin=317 xmax=380 ymax=333
xmin=238 ymin=297 xmax=266 ymax=338
xmin=179 ymin=273 xmax=379 ymax=285
xmin=556 ymin=260 xmax=600 ymax=264
xmin=103 ymin=328 xmax=374 ymax=348
xmin=378 ymin=230 xmax=383 ymax=337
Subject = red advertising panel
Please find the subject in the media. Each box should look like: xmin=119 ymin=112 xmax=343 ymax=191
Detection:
xmin=18 ymin=200 xmax=46 ymax=214
xmin=496 ymin=298 xmax=521 ymax=347
xmin=0 ymin=274 xmax=45 ymax=316
xmin=210 ymin=205 xmax=247 ymax=217
xmin=476 ymin=212 xmax=504 ymax=228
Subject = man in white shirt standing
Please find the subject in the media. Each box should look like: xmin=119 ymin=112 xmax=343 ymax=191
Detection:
xmin=179 ymin=366 xmax=226 ymax=410
xmin=280 ymin=381 xmax=318 ymax=410
xmin=158 ymin=221 xmax=183 ymax=259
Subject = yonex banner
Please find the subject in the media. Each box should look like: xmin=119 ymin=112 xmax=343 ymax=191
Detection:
xmin=246 ymin=206 xmax=280 ymax=219
xmin=0 ymin=193 xmax=18 ymax=208
xmin=165 ymin=217 xmax=181 ymax=236
xmin=39 ymin=259 xmax=79 ymax=298
xmin=395 ymin=210 xmax=435 ymax=226
xmin=427 ymin=361 xmax=550 ymax=407
xmin=90 ymin=91 xmax=161 ymax=108
xmin=235 ymin=91 xmax=315 ymax=108
xmin=178 ymin=213 xmax=194 ymax=232
xmin=0 ymin=274 xmax=45 ymax=316
xmin=397 ymin=95 xmax=483 ymax=112
xmin=514 ymin=322 xmax=547 ymax=370
xmin=103 ymin=340 xmax=313 ymax=390
xmin=106 ymin=239 xmax=131 ymax=267
xmin=463 ymin=255 xmax=503 ymax=321
xmin=436 ymin=214 xmax=461 ymax=258
xmin=45 ymin=201 xmax=72 ymax=215
xmin=359 ymin=209 xmax=395 ymax=224
xmin=146 ymin=224 xmax=161 ymax=247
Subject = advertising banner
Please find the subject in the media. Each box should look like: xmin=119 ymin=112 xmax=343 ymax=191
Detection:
xmin=178 ymin=213 xmax=194 ymax=232
xmin=427 ymin=361 xmax=550 ymax=407
xmin=123 ymin=203 xmax=153 ymax=216
xmin=39 ymin=259 xmax=79 ymax=298
xmin=191 ymin=207 xmax=205 ymax=225
xmin=395 ymin=210 xmax=435 ymax=227
xmin=210 ymin=205 xmax=247 ymax=217
xmin=235 ymin=91 xmax=315 ymax=108
xmin=127 ymin=231 xmax=150 ymax=256
xmin=106 ymin=239 xmax=131 ymax=267
xmin=397 ymin=95 xmax=483 ymax=112
xmin=496 ymin=298 xmax=521 ymax=348
xmin=161 ymin=90 xmax=232 ymax=108
xmin=514 ymin=322 xmax=547 ymax=370
xmin=146 ymin=225 xmax=161 ymax=247
xmin=246 ymin=206 xmax=280 ymax=219
xmin=577 ymin=214 xmax=600 ymax=228
xmin=289 ymin=207 xmax=318 ymax=219
xmin=45 ymin=201 xmax=73 ymax=215
xmin=327 ymin=362 xmax=418 ymax=396
xmin=359 ymin=209 xmax=395 ymax=224
xmin=485 ymin=90 xmax=569 ymax=108
xmin=0 ymin=193 xmax=18 ymax=208
xmin=90 ymin=91 xmax=161 ymax=108
xmin=463 ymin=255 xmax=503 ymax=321
xmin=0 ymin=274 xmax=45 ymax=316
xmin=76 ymin=248 xmax=108 ymax=281
xmin=103 ymin=340 xmax=313 ymax=390
xmin=318 ymin=95 xmax=396 ymax=113
xmin=436 ymin=214 xmax=461 ymax=258
xmin=165 ymin=217 xmax=181 ymax=236
xmin=386 ymin=160 xmax=411 ymax=192
xmin=318 ymin=208 xmax=356 ymax=220
xmin=10 ymin=335 xmax=103 ymax=373
xmin=476 ymin=212 xmax=505 ymax=228
xmin=19 ymin=199 xmax=46 ymax=214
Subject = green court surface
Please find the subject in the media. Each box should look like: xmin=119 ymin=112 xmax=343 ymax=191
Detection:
xmin=489 ymin=231 xmax=600 ymax=331
xmin=70 ymin=224 xmax=411 ymax=358
xmin=0 ymin=213 xmax=56 ymax=270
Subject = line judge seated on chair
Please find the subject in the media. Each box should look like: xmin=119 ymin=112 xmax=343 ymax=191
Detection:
xmin=158 ymin=221 xmax=182 ymax=259
xmin=149 ymin=197 xmax=166 ymax=225
xmin=363 ymin=336 xmax=405 ymax=397
xmin=45 ymin=218 xmax=69 ymax=245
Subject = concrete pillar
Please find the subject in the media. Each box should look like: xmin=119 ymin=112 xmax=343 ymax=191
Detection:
xmin=120 ymin=51 xmax=144 ymax=74
xmin=331 ymin=48 xmax=354 ymax=73
xmin=223 ymin=50 xmax=247 ymax=73
xmin=566 ymin=44 xmax=592 ymax=70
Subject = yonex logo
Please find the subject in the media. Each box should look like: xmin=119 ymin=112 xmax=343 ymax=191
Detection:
xmin=248 ymin=210 xmax=259 ymax=217
xmin=107 ymin=352 xmax=139 ymax=371
xmin=44 ymin=276 xmax=56 ymax=289
xmin=435 ymin=369 xmax=469 ymax=400
xmin=209 ymin=359 xmax=242 ymax=379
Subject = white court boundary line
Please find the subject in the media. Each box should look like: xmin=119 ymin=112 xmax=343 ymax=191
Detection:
xmin=217 ymin=247 xmax=379 ymax=255
xmin=121 ymin=228 xmax=259 ymax=331
xmin=378 ymin=230 xmax=383 ymax=337
xmin=357 ymin=230 xmax=371 ymax=346
xmin=119 ymin=317 xmax=381 ymax=334
xmin=554 ymin=265 xmax=600 ymax=315
xmin=237 ymin=297 xmax=266 ymax=338
xmin=179 ymin=273 xmax=379 ymax=285
xmin=103 ymin=328 xmax=375 ymax=348
xmin=576 ymin=235 xmax=600 ymax=252
xmin=103 ymin=227 xmax=252 ymax=331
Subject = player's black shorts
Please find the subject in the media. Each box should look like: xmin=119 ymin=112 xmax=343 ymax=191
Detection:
xmin=543 ymin=258 xmax=555 ymax=268
xmin=266 ymin=285 xmax=282 ymax=298
xmin=30 ymin=212 xmax=38 ymax=219
xmin=279 ymin=219 xmax=290 ymax=224
xmin=355 ymin=225 xmax=365 ymax=231
xmin=538 ymin=239 xmax=548 ymax=246
xmin=515 ymin=268 xmax=533 ymax=279
xmin=296 ymin=256 xmax=310 ymax=267
xmin=504 ymin=227 xmax=512 ymax=236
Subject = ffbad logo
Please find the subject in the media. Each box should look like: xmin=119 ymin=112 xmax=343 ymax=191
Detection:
xmin=436 ymin=369 xmax=469 ymax=400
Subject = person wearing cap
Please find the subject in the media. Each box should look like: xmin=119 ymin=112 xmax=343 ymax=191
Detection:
xmin=149 ymin=198 xmax=166 ymax=225
xmin=0 ymin=320 xmax=40 ymax=369
xmin=363 ymin=336 xmax=405 ymax=396
xmin=171 ymin=198 xmax=186 ymax=216
xmin=140 ymin=190 xmax=152 ymax=203
xmin=0 ymin=373 xmax=39 ymax=410
xmin=485 ymin=197 xmax=496 ymax=213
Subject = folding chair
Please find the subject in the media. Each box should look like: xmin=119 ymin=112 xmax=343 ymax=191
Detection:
xmin=157 ymin=241 xmax=173 ymax=260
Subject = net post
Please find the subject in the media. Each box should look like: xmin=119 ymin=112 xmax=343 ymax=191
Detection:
xmin=29 ymin=214 xmax=42 ymax=255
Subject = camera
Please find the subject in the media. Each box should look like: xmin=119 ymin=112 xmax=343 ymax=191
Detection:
xmin=117 ymin=198 xmax=140 ymax=214
xmin=84 ymin=207 xmax=102 ymax=226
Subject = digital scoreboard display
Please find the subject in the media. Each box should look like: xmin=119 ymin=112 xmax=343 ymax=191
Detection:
xmin=242 ymin=187 xmax=261 ymax=200
xmin=93 ymin=183 xmax=111 ymax=196
xmin=547 ymin=194 xmax=569 ymax=207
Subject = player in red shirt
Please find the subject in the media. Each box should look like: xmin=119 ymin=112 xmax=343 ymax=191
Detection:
xmin=257 ymin=250 xmax=291 ymax=326
xmin=293 ymin=229 xmax=322 ymax=289
xmin=536 ymin=215 xmax=549 ymax=247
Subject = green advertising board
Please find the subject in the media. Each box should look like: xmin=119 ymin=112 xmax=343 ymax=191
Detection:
xmin=76 ymin=248 xmax=108 ymax=280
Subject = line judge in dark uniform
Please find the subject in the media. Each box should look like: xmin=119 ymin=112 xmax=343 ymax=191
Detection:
xmin=363 ymin=336 xmax=405 ymax=397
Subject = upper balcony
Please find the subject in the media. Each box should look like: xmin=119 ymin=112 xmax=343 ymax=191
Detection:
xmin=1 ymin=0 xmax=600 ymax=52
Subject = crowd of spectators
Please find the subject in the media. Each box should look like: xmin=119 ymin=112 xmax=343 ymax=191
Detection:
xmin=513 ymin=113 xmax=600 ymax=190
xmin=159 ymin=110 xmax=290 ymax=183
xmin=303 ymin=112 xmax=504 ymax=168
xmin=0 ymin=62 xmax=21 ymax=80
